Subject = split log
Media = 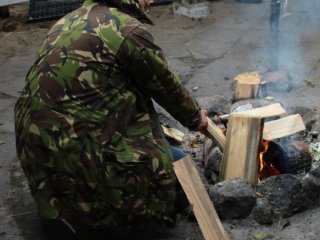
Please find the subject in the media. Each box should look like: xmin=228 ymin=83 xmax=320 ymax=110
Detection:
xmin=232 ymin=72 xmax=261 ymax=102
xmin=230 ymin=98 xmax=272 ymax=113
xmin=220 ymin=103 xmax=286 ymax=120
xmin=173 ymin=155 xmax=230 ymax=240
xmin=219 ymin=99 xmax=273 ymax=120
xmin=263 ymin=114 xmax=306 ymax=140
xmin=220 ymin=114 xmax=264 ymax=184
xmin=205 ymin=117 xmax=226 ymax=152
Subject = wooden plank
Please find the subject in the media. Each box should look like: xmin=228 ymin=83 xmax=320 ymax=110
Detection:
xmin=220 ymin=114 xmax=264 ymax=184
xmin=173 ymin=156 xmax=230 ymax=240
xmin=263 ymin=114 xmax=306 ymax=140
xmin=162 ymin=125 xmax=184 ymax=143
xmin=232 ymin=72 xmax=261 ymax=102
xmin=205 ymin=117 xmax=226 ymax=152
xmin=220 ymin=103 xmax=286 ymax=120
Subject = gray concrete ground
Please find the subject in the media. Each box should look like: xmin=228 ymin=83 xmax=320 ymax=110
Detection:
xmin=1 ymin=0 xmax=320 ymax=239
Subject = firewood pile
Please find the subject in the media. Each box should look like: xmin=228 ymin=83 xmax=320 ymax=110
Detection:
xmin=157 ymin=71 xmax=320 ymax=225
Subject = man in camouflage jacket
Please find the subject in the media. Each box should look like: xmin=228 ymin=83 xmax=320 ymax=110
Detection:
xmin=14 ymin=0 xmax=207 ymax=228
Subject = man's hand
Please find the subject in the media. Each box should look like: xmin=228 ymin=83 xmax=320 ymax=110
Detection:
xmin=197 ymin=109 xmax=208 ymax=133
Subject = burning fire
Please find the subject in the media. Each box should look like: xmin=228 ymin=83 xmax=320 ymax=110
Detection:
xmin=258 ymin=140 xmax=281 ymax=181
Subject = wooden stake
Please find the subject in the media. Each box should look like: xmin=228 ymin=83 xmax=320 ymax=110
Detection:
xmin=205 ymin=117 xmax=226 ymax=152
xmin=263 ymin=114 xmax=306 ymax=140
xmin=232 ymin=72 xmax=261 ymax=102
xmin=173 ymin=156 xmax=230 ymax=240
xmin=220 ymin=114 xmax=264 ymax=184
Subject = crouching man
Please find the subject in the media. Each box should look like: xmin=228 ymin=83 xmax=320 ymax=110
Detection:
xmin=14 ymin=0 xmax=208 ymax=229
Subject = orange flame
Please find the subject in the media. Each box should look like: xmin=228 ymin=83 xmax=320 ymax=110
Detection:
xmin=258 ymin=140 xmax=281 ymax=181
xmin=259 ymin=140 xmax=269 ymax=172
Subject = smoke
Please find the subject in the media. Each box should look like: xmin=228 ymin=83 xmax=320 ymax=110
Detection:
xmin=280 ymin=0 xmax=291 ymax=20
xmin=277 ymin=0 xmax=319 ymax=86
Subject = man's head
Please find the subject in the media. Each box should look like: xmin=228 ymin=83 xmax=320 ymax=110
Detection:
xmin=92 ymin=0 xmax=149 ymax=11
xmin=91 ymin=0 xmax=153 ymax=24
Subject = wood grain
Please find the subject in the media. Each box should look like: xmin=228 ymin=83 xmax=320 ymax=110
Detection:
xmin=173 ymin=155 xmax=230 ymax=240
xmin=220 ymin=114 xmax=264 ymax=184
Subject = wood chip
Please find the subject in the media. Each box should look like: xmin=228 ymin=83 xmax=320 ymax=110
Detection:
xmin=162 ymin=125 xmax=185 ymax=143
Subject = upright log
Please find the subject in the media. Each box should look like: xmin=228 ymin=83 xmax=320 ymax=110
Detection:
xmin=173 ymin=155 xmax=230 ymax=240
xmin=220 ymin=114 xmax=264 ymax=184
xmin=232 ymin=72 xmax=261 ymax=102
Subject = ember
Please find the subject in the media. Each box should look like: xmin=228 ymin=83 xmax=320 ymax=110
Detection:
xmin=258 ymin=139 xmax=312 ymax=181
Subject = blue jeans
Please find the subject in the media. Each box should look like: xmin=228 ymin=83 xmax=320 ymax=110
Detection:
xmin=170 ymin=146 xmax=186 ymax=162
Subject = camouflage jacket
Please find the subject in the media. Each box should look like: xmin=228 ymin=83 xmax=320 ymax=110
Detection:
xmin=14 ymin=0 xmax=201 ymax=227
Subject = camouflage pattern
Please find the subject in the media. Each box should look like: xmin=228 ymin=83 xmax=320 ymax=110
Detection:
xmin=14 ymin=0 xmax=201 ymax=228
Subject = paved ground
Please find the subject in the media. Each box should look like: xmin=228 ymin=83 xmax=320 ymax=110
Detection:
xmin=1 ymin=0 xmax=320 ymax=239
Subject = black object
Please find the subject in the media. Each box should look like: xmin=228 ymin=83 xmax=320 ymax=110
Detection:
xmin=150 ymin=0 xmax=173 ymax=6
xmin=235 ymin=0 xmax=263 ymax=3
xmin=0 ymin=6 xmax=10 ymax=18
xmin=27 ymin=0 xmax=83 ymax=22
xmin=263 ymin=140 xmax=312 ymax=175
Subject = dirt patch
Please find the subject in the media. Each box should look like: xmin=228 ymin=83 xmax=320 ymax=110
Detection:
xmin=0 ymin=3 xmax=54 ymax=32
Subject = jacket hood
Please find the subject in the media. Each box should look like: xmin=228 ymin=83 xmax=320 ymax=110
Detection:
xmin=84 ymin=0 xmax=153 ymax=24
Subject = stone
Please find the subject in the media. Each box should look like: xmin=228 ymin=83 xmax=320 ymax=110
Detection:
xmin=252 ymin=198 xmax=274 ymax=225
xmin=310 ymin=165 xmax=320 ymax=178
xmin=195 ymin=96 xmax=230 ymax=116
xmin=204 ymin=169 xmax=219 ymax=185
xmin=257 ymin=174 xmax=311 ymax=217
xmin=301 ymin=173 xmax=320 ymax=201
xmin=286 ymin=141 xmax=312 ymax=174
xmin=204 ymin=146 xmax=222 ymax=173
xmin=209 ymin=178 xmax=256 ymax=219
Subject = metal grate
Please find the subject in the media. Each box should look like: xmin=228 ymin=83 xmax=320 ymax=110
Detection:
xmin=27 ymin=0 xmax=83 ymax=21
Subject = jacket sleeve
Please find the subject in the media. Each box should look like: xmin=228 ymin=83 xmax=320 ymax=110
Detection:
xmin=117 ymin=25 xmax=201 ymax=130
